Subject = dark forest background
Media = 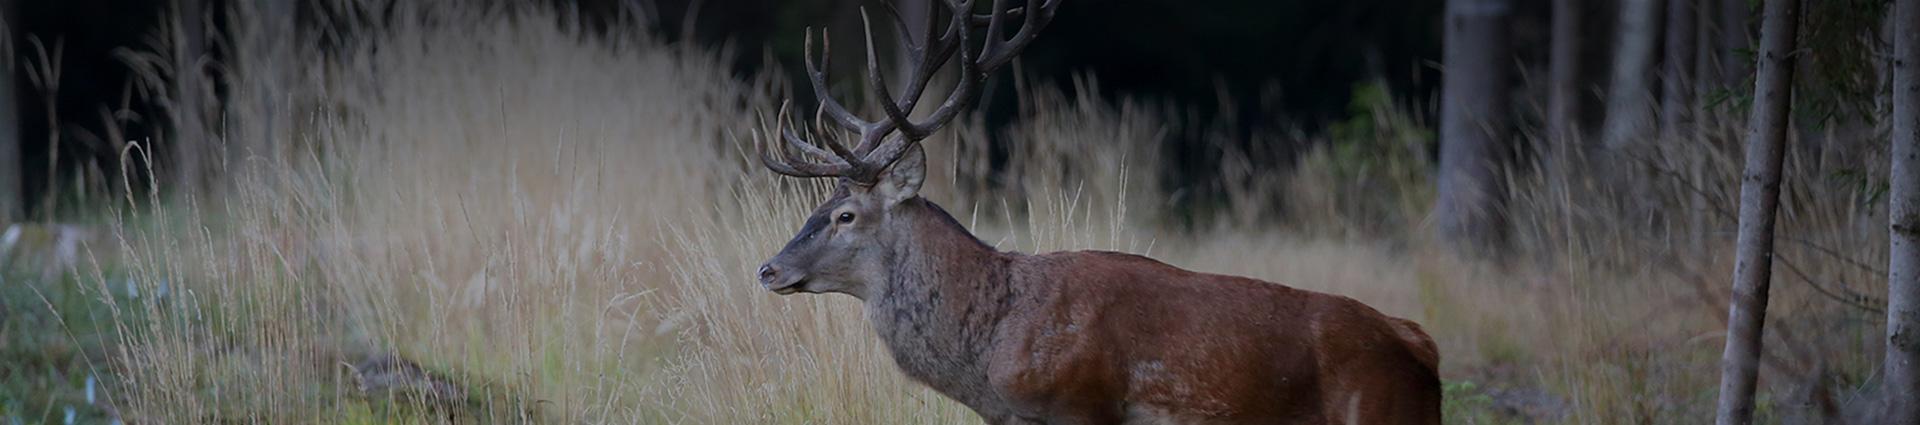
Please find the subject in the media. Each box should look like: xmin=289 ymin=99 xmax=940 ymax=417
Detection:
xmin=3 ymin=0 xmax=1513 ymax=219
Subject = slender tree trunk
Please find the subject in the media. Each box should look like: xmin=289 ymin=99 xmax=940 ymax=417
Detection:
xmin=1601 ymin=0 xmax=1669 ymax=228
xmin=1663 ymin=0 xmax=1698 ymax=135
xmin=1435 ymin=0 xmax=1513 ymax=253
xmin=1718 ymin=0 xmax=1752 ymax=90
xmin=172 ymin=0 xmax=209 ymax=199
xmin=1548 ymin=0 xmax=1583 ymax=143
xmin=1884 ymin=0 xmax=1920 ymax=420
xmin=0 ymin=0 xmax=20 ymax=223
xmin=1713 ymin=0 xmax=1801 ymax=422
xmin=1602 ymin=0 xmax=1664 ymax=151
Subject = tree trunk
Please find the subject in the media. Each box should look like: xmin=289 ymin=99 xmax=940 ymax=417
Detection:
xmin=1712 ymin=0 xmax=1801 ymax=423
xmin=1884 ymin=0 xmax=1920 ymax=420
xmin=1662 ymin=0 xmax=1697 ymax=135
xmin=1547 ymin=0 xmax=1583 ymax=143
xmin=172 ymin=0 xmax=209 ymax=199
xmin=1434 ymin=0 xmax=1513 ymax=254
xmin=0 ymin=0 xmax=20 ymax=223
xmin=1717 ymin=0 xmax=1752 ymax=90
xmin=1602 ymin=0 xmax=1663 ymax=151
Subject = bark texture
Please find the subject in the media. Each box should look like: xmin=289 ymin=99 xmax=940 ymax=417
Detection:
xmin=1713 ymin=0 xmax=1801 ymax=422
xmin=1885 ymin=0 xmax=1920 ymax=420
xmin=1435 ymin=0 xmax=1513 ymax=253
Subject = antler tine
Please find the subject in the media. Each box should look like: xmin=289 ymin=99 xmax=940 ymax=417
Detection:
xmin=760 ymin=129 xmax=851 ymax=177
xmin=782 ymin=100 xmax=859 ymax=162
xmin=766 ymin=0 xmax=1056 ymax=183
xmin=897 ymin=30 xmax=978 ymax=138
xmin=884 ymin=0 xmax=966 ymax=126
xmin=875 ymin=0 xmax=941 ymax=97
xmin=857 ymin=0 xmax=971 ymax=155
xmin=810 ymin=101 xmax=862 ymax=161
xmin=877 ymin=1 xmax=920 ymax=52
xmin=856 ymin=0 xmax=980 ymax=163
xmin=968 ymin=7 xmax=1023 ymax=26
xmin=761 ymin=101 xmax=856 ymax=178
xmin=980 ymin=0 xmax=1058 ymax=71
xmin=862 ymin=9 xmax=926 ymax=141
xmin=980 ymin=0 xmax=1010 ymax=63
xmin=760 ymin=144 xmax=847 ymax=177
xmin=780 ymin=120 xmax=836 ymax=162
xmin=910 ymin=0 xmax=981 ymax=127
xmin=804 ymin=30 xmax=870 ymax=134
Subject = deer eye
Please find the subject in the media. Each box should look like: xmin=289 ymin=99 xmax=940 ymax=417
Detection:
xmin=837 ymin=212 xmax=856 ymax=224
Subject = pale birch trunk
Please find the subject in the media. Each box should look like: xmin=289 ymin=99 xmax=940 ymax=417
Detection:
xmin=1602 ymin=0 xmax=1663 ymax=151
xmin=1883 ymin=0 xmax=1920 ymax=420
xmin=1713 ymin=0 xmax=1801 ymax=422
xmin=1435 ymin=0 xmax=1513 ymax=253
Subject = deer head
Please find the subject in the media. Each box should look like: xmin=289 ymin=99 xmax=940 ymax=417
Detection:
xmin=756 ymin=0 xmax=1059 ymax=299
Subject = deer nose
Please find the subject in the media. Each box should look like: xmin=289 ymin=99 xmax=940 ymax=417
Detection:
xmin=758 ymin=264 xmax=780 ymax=284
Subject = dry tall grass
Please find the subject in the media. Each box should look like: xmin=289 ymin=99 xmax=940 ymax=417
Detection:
xmin=105 ymin=4 xmax=772 ymax=422
xmin=10 ymin=2 xmax=1890 ymax=424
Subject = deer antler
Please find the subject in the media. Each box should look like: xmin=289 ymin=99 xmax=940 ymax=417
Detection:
xmin=760 ymin=0 xmax=1061 ymax=183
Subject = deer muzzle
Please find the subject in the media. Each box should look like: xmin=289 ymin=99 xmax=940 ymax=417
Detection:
xmin=757 ymin=262 xmax=809 ymax=295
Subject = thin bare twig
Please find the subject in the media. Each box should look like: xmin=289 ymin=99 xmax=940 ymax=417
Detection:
xmin=1776 ymin=254 xmax=1887 ymax=318
xmin=1776 ymin=235 xmax=1887 ymax=276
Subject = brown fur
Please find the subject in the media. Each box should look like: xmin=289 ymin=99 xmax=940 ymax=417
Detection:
xmin=981 ymin=251 xmax=1440 ymax=424
xmin=744 ymin=3 xmax=1430 ymax=420
xmin=763 ymin=197 xmax=1441 ymax=424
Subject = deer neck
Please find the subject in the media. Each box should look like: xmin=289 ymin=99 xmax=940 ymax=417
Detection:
xmin=867 ymin=198 xmax=1016 ymax=399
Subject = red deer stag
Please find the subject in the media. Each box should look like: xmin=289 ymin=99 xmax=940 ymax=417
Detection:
xmin=754 ymin=1 xmax=1441 ymax=423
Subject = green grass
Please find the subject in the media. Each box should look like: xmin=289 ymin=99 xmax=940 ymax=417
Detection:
xmin=0 ymin=265 xmax=550 ymax=423
xmin=1 ymin=268 xmax=126 ymax=425
xmin=1442 ymin=380 xmax=1509 ymax=424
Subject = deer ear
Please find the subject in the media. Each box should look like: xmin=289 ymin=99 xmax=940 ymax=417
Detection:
xmin=874 ymin=144 xmax=925 ymax=206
